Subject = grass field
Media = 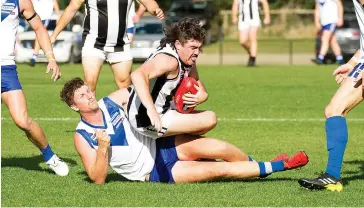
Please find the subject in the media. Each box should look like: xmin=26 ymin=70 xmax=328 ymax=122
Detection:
xmin=203 ymin=39 xmax=315 ymax=54
xmin=2 ymin=63 xmax=364 ymax=207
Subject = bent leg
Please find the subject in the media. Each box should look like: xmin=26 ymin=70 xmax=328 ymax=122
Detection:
xmin=318 ymin=30 xmax=334 ymax=60
xmin=239 ymin=29 xmax=250 ymax=55
xmin=174 ymin=134 xmax=249 ymax=162
xmin=163 ymin=110 xmax=217 ymax=137
xmin=2 ymin=90 xmax=49 ymax=149
xmin=248 ymin=27 xmax=258 ymax=58
xmin=82 ymin=54 xmax=105 ymax=95
xmin=110 ymin=60 xmax=132 ymax=89
xmin=330 ymin=35 xmax=344 ymax=63
xmin=172 ymin=160 xmax=260 ymax=183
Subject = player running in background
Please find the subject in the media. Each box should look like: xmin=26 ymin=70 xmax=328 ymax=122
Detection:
xmin=1 ymin=0 xmax=68 ymax=176
xmin=128 ymin=17 xmax=217 ymax=139
xmin=60 ymin=77 xmax=309 ymax=184
xmin=313 ymin=0 xmax=344 ymax=64
xmin=231 ymin=0 xmax=270 ymax=67
xmin=299 ymin=0 xmax=364 ymax=192
xmin=29 ymin=0 xmax=60 ymax=66
xmin=50 ymin=0 xmax=164 ymax=95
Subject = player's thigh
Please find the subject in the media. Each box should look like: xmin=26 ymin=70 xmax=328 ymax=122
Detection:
xmin=2 ymin=90 xmax=28 ymax=123
xmin=321 ymin=30 xmax=334 ymax=42
xmin=82 ymin=47 xmax=106 ymax=82
xmin=110 ymin=60 xmax=132 ymax=82
xmin=248 ymin=27 xmax=258 ymax=41
xmin=238 ymin=26 xmax=250 ymax=44
xmin=163 ymin=110 xmax=216 ymax=137
xmin=174 ymin=134 xmax=242 ymax=161
xmin=327 ymin=75 xmax=363 ymax=116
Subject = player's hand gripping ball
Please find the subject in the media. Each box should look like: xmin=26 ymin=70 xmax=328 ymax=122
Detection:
xmin=174 ymin=77 xmax=198 ymax=114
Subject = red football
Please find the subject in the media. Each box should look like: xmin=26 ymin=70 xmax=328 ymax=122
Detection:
xmin=174 ymin=77 xmax=199 ymax=114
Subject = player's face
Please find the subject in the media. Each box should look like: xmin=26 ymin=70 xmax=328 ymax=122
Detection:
xmin=72 ymin=85 xmax=99 ymax=112
xmin=176 ymin=39 xmax=202 ymax=65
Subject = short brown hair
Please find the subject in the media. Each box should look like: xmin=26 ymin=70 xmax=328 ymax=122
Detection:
xmin=159 ymin=17 xmax=206 ymax=49
xmin=60 ymin=77 xmax=84 ymax=107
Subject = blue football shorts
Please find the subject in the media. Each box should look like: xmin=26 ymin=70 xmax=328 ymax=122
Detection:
xmin=149 ymin=136 xmax=179 ymax=183
xmin=322 ymin=23 xmax=336 ymax=33
xmin=348 ymin=63 xmax=364 ymax=78
xmin=42 ymin=19 xmax=50 ymax=29
xmin=126 ymin=27 xmax=135 ymax=35
xmin=1 ymin=65 xmax=22 ymax=93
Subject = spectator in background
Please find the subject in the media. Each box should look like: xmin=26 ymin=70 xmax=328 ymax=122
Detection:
xmin=232 ymin=0 xmax=270 ymax=67
xmin=314 ymin=0 xmax=344 ymax=64
xmin=29 ymin=0 xmax=60 ymax=66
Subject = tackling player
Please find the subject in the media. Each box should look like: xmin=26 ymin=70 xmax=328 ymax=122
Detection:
xmin=60 ymin=77 xmax=309 ymax=184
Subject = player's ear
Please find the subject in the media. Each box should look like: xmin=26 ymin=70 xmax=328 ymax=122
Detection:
xmin=175 ymin=40 xmax=182 ymax=50
xmin=70 ymin=105 xmax=79 ymax=112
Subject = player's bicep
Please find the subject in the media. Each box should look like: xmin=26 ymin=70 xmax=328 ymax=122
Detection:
xmin=137 ymin=54 xmax=179 ymax=80
xmin=74 ymin=133 xmax=97 ymax=175
xmin=108 ymin=88 xmax=130 ymax=107
xmin=20 ymin=0 xmax=43 ymax=30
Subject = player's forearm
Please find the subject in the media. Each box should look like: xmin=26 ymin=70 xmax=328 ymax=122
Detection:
xmin=89 ymin=148 xmax=109 ymax=184
xmin=137 ymin=0 xmax=159 ymax=15
xmin=136 ymin=4 xmax=146 ymax=17
xmin=314 ymin=6 xmax=320 ymax=25
xmin=131 ymin=71 xmax=156 ymax=111
xmin=53 ymin=0 xmax=60 ymax=15
xmin=262 ymin=0 xmax=270 ymax=19
xmin=52 ymin=2 xmax=80 ymax=38
xmin=337 ymin=0 xmax=343 ymax=20
xmin=231 ymin=3 xmax=238 ymax=18
xmin=34 ymin=27 xmax=55 ymax=61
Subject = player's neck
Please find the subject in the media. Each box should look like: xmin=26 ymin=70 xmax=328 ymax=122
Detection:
xmin=81 ymin=109 xmax=105 ymax=126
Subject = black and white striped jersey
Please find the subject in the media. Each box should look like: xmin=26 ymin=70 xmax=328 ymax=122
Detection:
xmin=127 ymin=44 xmax=189 ymax=128
xmin=238 ymin=0 xmax=260 ymax=22
xmin=82 ymin=0 xmax=133 ymax=52
xmin=353 ymin=0 xmax=364 ymax=62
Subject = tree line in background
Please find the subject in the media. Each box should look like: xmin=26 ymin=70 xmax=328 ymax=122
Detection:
xmin=57 ymin=0 xmax=317 ymax=12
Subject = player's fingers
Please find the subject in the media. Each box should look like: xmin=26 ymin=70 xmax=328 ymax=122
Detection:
xmin=183 ymin=100 xmax=196 ymax=105
xmin=185 ymin=104 xmax=197 ymax=108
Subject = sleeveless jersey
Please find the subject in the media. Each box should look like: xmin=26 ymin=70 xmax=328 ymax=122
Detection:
xmin=317 ymin=0 xmax=339 ymax=25
xmin=353 ymin=0 xmax=364 ymax=62
xmin=238 ymin=0 xmax=260 ymax=22
xmin=1 ymin=0 xmax=20 ymax=66
xmin=75 ymin=97 xmax=156 ymax=181
xmin=31 ymin=0 xmax=53 ymax=20
xmin=127 ymin=44 xmax=190 ymax=129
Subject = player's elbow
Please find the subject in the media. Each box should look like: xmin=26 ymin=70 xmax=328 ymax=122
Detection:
xmin=90 ymin=174 xmax=107 ymax=184
xmin=93 ymin=179 xmax=106 ymax=185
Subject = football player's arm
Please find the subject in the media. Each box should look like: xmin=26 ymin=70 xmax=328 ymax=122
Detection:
xmin=50 ymin=0 xmax=84 ymax=42
xmin=133 ymin=4 xmax=147 ymax=22
xmin=21 ymin=0 xmax=61 ymax=81
xmin=53 ymin=0 xmax=61 ymax=16
xmin=131 ymin=54 xmax=178 ymax=112
xmin=336 ymin=0 xmax=343 ymax=27
xmin=108 ymin=89 xmax=130 ymax=109
xmin=260 ymin=0 xmax=270 ymax=25
xmin=314 ymin=3 xmax=320 ymax=30
xmin=186 ymin=65 xmax=208 ymax=105
xmin=74 ymin=132 xmax=109 ymax=184
xmin=136 ymin=0 xmax=164 ymax=19
xmin=231 ymin=0 xmax=238 ymax=24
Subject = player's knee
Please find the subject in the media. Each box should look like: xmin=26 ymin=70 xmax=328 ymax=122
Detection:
xmin=324 ymin=103 xmax=344 ymax=118
xmin=14 ymin=116 xmax=32 ymax=132
xmin=240 ymin=39 xmax=249 ymax=46
xmin=204 ymin=111 xmax=217 ymax=130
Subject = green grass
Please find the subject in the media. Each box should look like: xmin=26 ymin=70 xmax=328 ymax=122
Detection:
xmin=2 ymin=64 xmax=364 ymax=206
xmin=203 ymin=39 xmax=315 ymax=54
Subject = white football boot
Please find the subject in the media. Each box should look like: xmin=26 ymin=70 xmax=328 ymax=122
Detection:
xmin=46 ymin=155 xmax=69 ymax=176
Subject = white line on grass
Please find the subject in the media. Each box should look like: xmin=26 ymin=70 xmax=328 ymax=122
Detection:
xmin=2 ymin=117 xmax=364 ymax=122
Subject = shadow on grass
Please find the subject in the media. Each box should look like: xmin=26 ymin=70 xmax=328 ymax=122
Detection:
xmin=78 ymin=171 xmax=132 ymax=183
xmin=343 ymin=160 xmax=364 ymax=184
xmin=1 ymin=155 xmax=77 ymax=174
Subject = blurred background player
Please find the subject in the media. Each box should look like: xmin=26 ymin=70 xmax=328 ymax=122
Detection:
xmin=129 ymin=17 xmax=217 ymax=139
xmin=313 ymin=0 xmax=344 ymax=64
xmin=50 ymin=0 xmax=164 ymax=96
xmin=29 ymin=0 xmax=60 ymax=66
xmin=299 ymin=0 xmax=364 ymax=192
xmin=232 ymin=0 xmax=270 ymax=67
xmin=60 ymin=77 xmax=309 ymax=184
xmin=1 ymin=0 xmax=68 ymax=176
